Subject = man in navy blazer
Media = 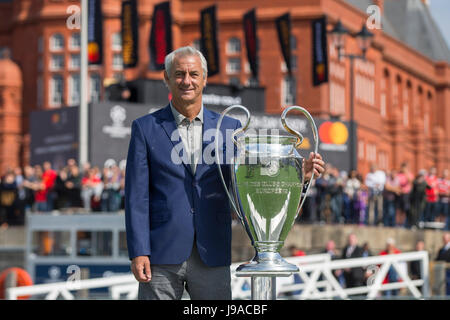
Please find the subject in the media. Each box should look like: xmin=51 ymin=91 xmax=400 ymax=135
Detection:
xmin=125 ymin=46 xmax=325 ymax=300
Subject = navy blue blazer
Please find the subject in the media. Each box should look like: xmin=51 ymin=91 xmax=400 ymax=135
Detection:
xmin=125 ymin=104 xmax=241 ymax=267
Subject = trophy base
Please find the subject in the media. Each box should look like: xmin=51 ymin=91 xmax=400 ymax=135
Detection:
xmin=235 ymin=252 xmax=299 ymax=277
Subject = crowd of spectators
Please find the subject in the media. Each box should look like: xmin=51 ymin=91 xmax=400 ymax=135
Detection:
xmin=0 ymin=158 xmax=448 ymax=232
xmin=0 ymin=158 xmax=126 ymax=228
xmin=299 ymin=162 xmax=449 ymax=231
xmin=285 ymin=232 xmax=450 ymax=297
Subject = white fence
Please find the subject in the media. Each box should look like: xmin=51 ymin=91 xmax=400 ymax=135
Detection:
xmin=6 ymin=251 xmax=430 ymax=300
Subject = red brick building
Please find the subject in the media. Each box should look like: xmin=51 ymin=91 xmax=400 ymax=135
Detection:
xmin=0 ymin=0 xmax=448 ymax=176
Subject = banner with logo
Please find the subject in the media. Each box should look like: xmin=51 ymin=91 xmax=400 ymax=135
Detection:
xmin=121 ymin=0 xmax=139 ymax=68
xmin=88 ymin=0 xmax=103 ymax=65
xmin=312 ymin=16 xmax=329 ymax=86
xmin=30 ymin=108 xmax=79 ymax=169
xmin=149 ymin=1 xmax=172 ymax=70
xmin=200 ymin=5 xmax=220 ymax=77
xmin=275 ymin=13 xmax=292 ymax=74
xmin=243 ymin=9 xmax=258 ymax=79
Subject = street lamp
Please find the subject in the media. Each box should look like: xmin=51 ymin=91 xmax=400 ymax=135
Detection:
xmin=329 ymin=20 xmax=374 ymax=172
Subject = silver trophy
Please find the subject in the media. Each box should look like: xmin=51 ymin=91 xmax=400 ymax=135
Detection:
xmin=215 ymin=105 xmax=318 ymax=300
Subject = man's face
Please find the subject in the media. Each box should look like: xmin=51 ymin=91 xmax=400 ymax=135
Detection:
xmin=164 ymin=54 xmax=206 ymax=106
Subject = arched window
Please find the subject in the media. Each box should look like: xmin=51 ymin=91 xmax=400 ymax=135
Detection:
xmin=50 ymin=33 xmax=65 ymax=51
xmin=226 ymin=37 xmax=241 ymax=54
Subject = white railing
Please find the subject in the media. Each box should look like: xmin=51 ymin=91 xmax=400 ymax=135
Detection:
xmin=6 ymin=251 xmax=430 ymax=300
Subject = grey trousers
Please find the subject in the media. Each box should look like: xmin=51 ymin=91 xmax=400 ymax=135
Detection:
xmin=137 ymin=242 xmax=231 ymax=300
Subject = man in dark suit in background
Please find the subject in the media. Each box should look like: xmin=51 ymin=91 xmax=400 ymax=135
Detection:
xmin=341 ymin=233 xmax=365 ymax=288
xmin=435 ymin=233 xmax=450 ymax=296
xmin=125 ymin=46 xmax=326 ymax=300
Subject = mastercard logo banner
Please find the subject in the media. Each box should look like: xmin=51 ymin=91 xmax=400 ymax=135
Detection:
xmin=319 ymin=121 xmax=349 ymax=145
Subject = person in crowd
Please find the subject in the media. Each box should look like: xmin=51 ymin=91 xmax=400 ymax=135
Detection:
xmin=101 ymin=161 xmax=122 ymax=212
xmin=33 ymin=165 xmax=47 ymax=212
xmin=42 ymin=161 xmax=57 ymax=212
xmin=0 ymin=171 xmax=18 ymax=228
xmin=409 ymin=240 xmax=425 ymax=291
xmin=379 ymin=238 xmax=402 ymax=297
xmin=13 ymin=167 xmax=26 ymax=225
xmin=396 ymin=162 xmax=413 ymax=227
xmin=383 ymin=169 xmax=401 ymax=227
xmin=424 ymin=167 xmax=439 ymax=223
xmin=66 ymin=165 xmax=83 ymax=208
xmin=288 ymin=245 xmax=306 ymax=257
xmin=22 ymin=165 xmax=37 ymax=213
xmin=341 ymin=233 xmax=365 ymax=288
xmin=365 ymin=163 xmax=386 ymax=226
xmin=54 ymin=169 xmax=70 ymax=210
xmin=344 ymin=170 xmax=361 ymax=224
xmin=315 ymin=164 xmax=333 ymax=224
xmin=81 ymin=167 xmax=103 ymax=211
xmin=323 ymin=240 xmax=345 ymax=286
xmin=410 ymin=170 xmax=428 ymax=229
xmin=355 ymin=174 xmax=369 ymax=225
xmin=437 ymin=169 xmax=449 ymax=229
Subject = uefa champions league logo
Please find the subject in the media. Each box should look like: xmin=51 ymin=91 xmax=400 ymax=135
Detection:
xmin=102 ymin=105 xmax=131 ymax=139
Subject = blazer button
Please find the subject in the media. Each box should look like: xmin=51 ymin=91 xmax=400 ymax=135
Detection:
xmin=191 ymin=208 xmax=195 ymax=213
xmin=192 ymin=181 xmax=197 ymax=187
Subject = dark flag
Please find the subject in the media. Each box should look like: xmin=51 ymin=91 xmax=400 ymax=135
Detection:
xmin=312 ymin=16 xmax=329 ymax=86
xmin=243 ymin=9 xmax=258 ymax=79
xmin=200 ymin=5 xmax=220 ymax=77
xmin=88 ymin=0 xmax=103 ymax=65
xmin=275 ymin=13 xmax=292 ymax=74
xmin=149 ymin=1 xmax=172 ymax=70
xmin=121 ymin=0 xmax=139 ymax=68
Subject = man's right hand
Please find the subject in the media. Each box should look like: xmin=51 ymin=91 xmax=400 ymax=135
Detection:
xmin=131 ymin=256 xmax=151 ymax=282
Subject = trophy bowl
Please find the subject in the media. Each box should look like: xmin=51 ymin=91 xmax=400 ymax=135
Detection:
xmin=216 ymin=105 xmax=318 ymax=277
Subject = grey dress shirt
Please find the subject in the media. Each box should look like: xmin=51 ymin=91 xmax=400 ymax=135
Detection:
xmin=170 ymin=102 xmax=204 ymax=174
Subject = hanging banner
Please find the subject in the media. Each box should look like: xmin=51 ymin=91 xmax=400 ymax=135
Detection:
xmin=200 ymin=5 xmax=220 ymax=77
xmin=243 ymin=9 xmax=258 ymax=79
xmin=88 ymin=0 xmax=103 ymax=65
xmin=275 ymin=13 xmax=292 ymax=74
xmin=312 ymin=16 xmax=329 ymax=86
xmin=149 ymin=1 xmax=172 ymax=70
xmin=121 ymin=0 xmax=139 ymax=68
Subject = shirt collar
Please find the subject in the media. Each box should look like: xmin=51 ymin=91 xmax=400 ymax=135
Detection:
xmin=170 ymin=101 xmax=204 ymax=125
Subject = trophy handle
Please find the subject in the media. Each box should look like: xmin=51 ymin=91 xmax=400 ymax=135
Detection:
xmin=281 ymin=105 xmax=319 ymax=214
xmin=215 ymin=105 xmax=251 ymax=222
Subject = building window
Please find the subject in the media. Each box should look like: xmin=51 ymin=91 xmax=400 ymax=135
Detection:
xmin=330 ymin=82 xmax=345 ymax=115
xmin=50 ymin=75 xmax=64 ymax=107
xmin=226 ymin=37 xmax=241 ymax=54
xmin=90 ymin=73 xmax=101 ymax=102
xmin=366 ymin=143 xmax=377 ymax=162
xmin=281 ymin=55 xmax=297 ymax=72
xmin=281 ymin=76 xmax=296 ymax=106
xmin=246 ymin=76 xmax=258 ymax=87
xmin=229 ymin=77 xmax=240 ymax=87
xmin=69 ymin=54 xmax=80 ymax=70
xmin=50 ymin=54 xmax=65 ymax=70
xmin=38 ymin=36 xmax=44 ymax=53
xmin=358 ymin=140 xmax=365 ymax=160
xmin=192 ymin=39 xmax=201 ymax=51
xmin=113 ymin=53 xmax=123 ymax=70
xmin=69 ymin=74 xmax=80 ymax=106
xmin=112 ymin=32 xmax=122 ymax=51
xmin=290 ymin=35 xmax=297 ymax=50
xmin=69 ymin=33 xmax=81 ymax=50
xmin=37 ymin=76 xmax=43 ymax=108
xmin=226 ymin=58 xmax=241 ymax=74
xmin=50 ymin=33 xmax=64 ymax=51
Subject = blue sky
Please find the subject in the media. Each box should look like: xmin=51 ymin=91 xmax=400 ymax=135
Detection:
xmin=429 ymin=0 xmax=450 ymax=48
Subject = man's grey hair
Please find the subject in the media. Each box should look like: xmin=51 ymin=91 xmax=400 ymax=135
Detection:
xmin=164 ymin=46 xmax=208 ymax=79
